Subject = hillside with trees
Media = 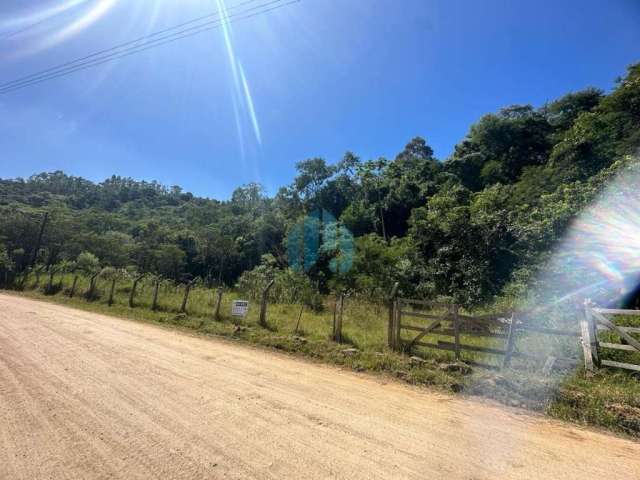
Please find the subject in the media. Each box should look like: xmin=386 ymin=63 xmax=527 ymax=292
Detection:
xmin=1 ymin=63 xmax=639 ymax=307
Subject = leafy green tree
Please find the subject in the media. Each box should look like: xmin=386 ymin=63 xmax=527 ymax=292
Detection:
xmin=544 ymin=88 xmax=603 ymax=133
xmin=549 ymin=64 xmax=640 ymax=182
xmin=76 ymin=252 xmax=100 ymax=275
xmin=379 ymin=137 xmax=441 ymax=237
xmin=293 ymin=158 xmax=335 ymax=208
xmin=443 ymin=152 xmax=485 ymax=191
xmin=231 ymin=183 xmax=265 ymax=214
xmin=446 ymin=105 xmax=552 ymax=188
xmin=340 ymin=234 xmax=417 ymax=297
xmin=152 ymin=244 xmax=186 ymax=280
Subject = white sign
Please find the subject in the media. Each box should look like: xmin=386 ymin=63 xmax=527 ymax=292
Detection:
xmin=231 ymin=300 xmax=249 ymax=317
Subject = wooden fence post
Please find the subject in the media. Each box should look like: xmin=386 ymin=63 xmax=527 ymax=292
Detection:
xmin=394 ymin=298 xmax=402 ymax=351
xmin=108 ymin=278 xmax=116 ymax=306
xmin=46 ymin=269 xmax=55 ymax=293
xmin=151 ymin=280 xmax=160 ymax=311
xmin=502 ymin=313 xmax=517 ymax=369
xmin=333 ymin=292 xmax=345 ymax=343
xmin=259 ymin=280 xmax=275 ymax=327
xmin=580 ymin=301 xmax=595 ymax=372
xmin=69 ymin=275 xmax=79 ymax=298
xmin=294 ymin=305 xmax=304 ymax=333
xmin=387 ymin=282 xmax=400 ymax=349
xmin=585 ymin=301 xmax=600 ymax=367
xmin=87 ymin=273 xmax=99 ymax=299
xmin=452 ymin=304 xmax=461 ymax=361
xmin=180 ymin=280 xmax=195 ymax=314
xmin=19 ymin=269 xmax=30 ymax=289
xmin=332 ymin=297 xmax=337 ymax=338
xmin=213 ymin=288 xmax=223 ymax=320
xmin=129 ymin=274 xmax=144 ymax=308
xmin=44 ymin=267 xmax=59 ymax=294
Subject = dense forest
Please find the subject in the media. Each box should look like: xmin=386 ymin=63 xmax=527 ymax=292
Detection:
xmin=1 ymin=63 xmax=639 ymax=307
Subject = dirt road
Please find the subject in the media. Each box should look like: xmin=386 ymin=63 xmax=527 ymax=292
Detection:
xmin=0 ymin=294 xmax=638 ymax=479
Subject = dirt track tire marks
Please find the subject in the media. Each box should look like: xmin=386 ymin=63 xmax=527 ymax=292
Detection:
xmin=0 ymin=293 xmax=638 ymax=479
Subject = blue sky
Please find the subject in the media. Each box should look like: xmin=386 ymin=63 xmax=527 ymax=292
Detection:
xmin=1 ymin=0 xmax=639 ymax=199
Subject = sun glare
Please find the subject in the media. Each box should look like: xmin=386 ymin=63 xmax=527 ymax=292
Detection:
xmin=537 ymin=157 xmax=640 ymax=308
xmin=2 ymin=0 xmax=266 ymax=153
xmin=1 ymin=0 xmax=119 ymax=58
xmin=215 ymin=0 xmax=264 ymax=150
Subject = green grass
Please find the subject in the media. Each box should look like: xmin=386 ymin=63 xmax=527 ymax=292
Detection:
xmin=5 ymin=273 xmax=640 ymax=439
xmin=549 ymin=370 xmax=640 ymax=436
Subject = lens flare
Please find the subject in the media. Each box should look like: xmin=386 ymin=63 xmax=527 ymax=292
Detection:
xmin=215 ymin=0 xmax=263 ymax=153
xmin=467 ymin=157 xmax=640 ymax=415
xmin=1 ymin=0 xmax=118 ymax=58
xmin=540 ymin=157 xmax=640 ymax=308
xmin=45 ymin=0 xmax=118 ymax=50
xmin=0 ymin=0 xmax=89 ymax=36
xmin=4 ymin=0 xmax=265 ymax=153
xmin=238 ymin=61 xmax=262 ymax=145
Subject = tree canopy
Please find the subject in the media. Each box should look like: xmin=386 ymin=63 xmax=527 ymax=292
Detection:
xmin=2 ymin=63 xmax=639 ymax=306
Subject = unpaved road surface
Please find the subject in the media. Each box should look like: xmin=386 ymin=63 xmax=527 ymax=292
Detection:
xmin=0 ymin=294 xmax=638 ymax=479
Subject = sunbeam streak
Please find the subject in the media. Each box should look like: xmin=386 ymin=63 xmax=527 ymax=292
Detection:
xmin=215 ymin=0 xmax=263 ymax=148
xmin=0 ymin=0 xmax=89 ymax=35
xmin=238 ymin=61 xmax=262 ymax=144
xmin=2 ymin=0 xmax=119 ymax=58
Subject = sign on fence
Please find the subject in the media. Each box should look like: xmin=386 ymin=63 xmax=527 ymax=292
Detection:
xmin=231 ymin=300 xmax=249 ymax=317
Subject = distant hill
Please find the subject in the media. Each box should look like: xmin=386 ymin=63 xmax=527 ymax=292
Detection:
xmin=1 ymin=63 xmax=639 ymax=306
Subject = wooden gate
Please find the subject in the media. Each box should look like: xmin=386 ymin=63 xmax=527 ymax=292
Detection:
xmin=584 ymin=303 xmax=640 ymax=372
xmin=390 ymin=297 xmax=580 ymax=371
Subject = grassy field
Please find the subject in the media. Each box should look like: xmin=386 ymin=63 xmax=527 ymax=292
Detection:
xmin=5 ymin=272 xmax=640 ymax=438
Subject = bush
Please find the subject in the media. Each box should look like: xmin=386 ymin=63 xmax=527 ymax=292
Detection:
xmin=236 ymin=256 xmax=323 ymax=311
xmin=77 ymin=251 xmax=100 ymax=275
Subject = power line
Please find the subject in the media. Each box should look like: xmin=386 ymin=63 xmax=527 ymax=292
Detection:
xmin=0 ymin=0 xmax=299 ymax=95
xmin=1 ymin=16 xmax=51 ymax=40
xmin=0 ymin=0 xmax=263 ymax=89
xmin=0 ymin=0 xmax=89 ymax=40
xmin=0 ymin=0 xmax=288 ymax=92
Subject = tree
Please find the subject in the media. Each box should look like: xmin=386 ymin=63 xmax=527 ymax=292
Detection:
xmin=153 ymin=244 xmax=186 ymax=280
xmin=446 ymin=105 xmax=552 ymax=188
xmin=444 ymin=152 xmax=485 ymax=191
xmin=316 ymin=152 xmax=360 ymax=217
xmin=544 ymin=87 xmax=603 ymax=133
xmin=379 ymin=137 xmax=441 ymax=238
xmin=76 ymin=251 xmax=100 ymax=275
xmin=293 ymin=158 xmax=335 ymax=207
xmin=549 ymin=64 xmax=640 ymax=182
xmin=231 ymin=183 xmax=265 ymax=214
xmin=341 ymin=234 xmax=416 ymax=297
